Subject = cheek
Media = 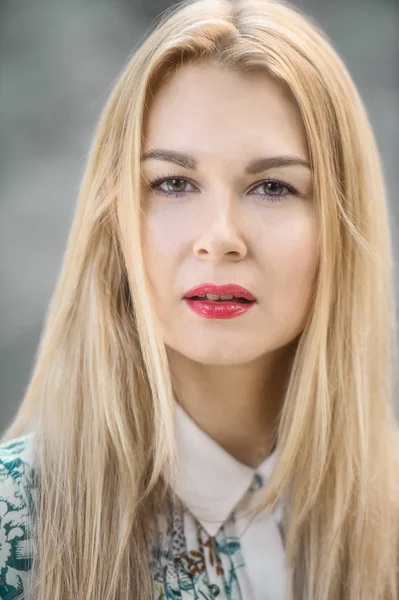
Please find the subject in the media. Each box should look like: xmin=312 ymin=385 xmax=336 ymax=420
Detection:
xmin=141 ymin=209 xmax=189 ymax=290
xmin=259 ymin=211 xmax=318 ymax=292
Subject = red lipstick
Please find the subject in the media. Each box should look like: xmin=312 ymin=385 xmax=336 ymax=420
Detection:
xmin=183 ymin=283 xmax=256 ymax=319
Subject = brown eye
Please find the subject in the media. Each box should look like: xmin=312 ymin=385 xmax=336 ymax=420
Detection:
xmin=149 ymin=175 xmax=197 ymax=197
xmin=249 ymin=178 xmax=297 ymax=203
xmin=165 ymin=178 xmax=187 ymax=193
xmin=262 ymin=181 xmax=284 ymax=195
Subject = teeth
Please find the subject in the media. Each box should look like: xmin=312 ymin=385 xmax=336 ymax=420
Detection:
xmin=204 ymin=293 xmax=239 ymax=300
xmin=207 ymin=294 xmax=220 ymax=300
xmin=190 ymin=293 xmax=248 ymax=301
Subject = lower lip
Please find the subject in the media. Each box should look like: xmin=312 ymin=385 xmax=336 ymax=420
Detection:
xmin=184 ymin=298 xmax=256 ymax=319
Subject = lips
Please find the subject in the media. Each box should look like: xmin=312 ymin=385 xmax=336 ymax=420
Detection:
xmin=183 ymin=283 xmax=256 ymax=302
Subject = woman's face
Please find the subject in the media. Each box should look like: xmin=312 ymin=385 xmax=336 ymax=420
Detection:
xmin=140 ymin=62 xmax=318 ymax=366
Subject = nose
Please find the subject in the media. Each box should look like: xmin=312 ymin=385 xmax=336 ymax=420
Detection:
xmin=192 ymin=195 xmax=248 ymax=262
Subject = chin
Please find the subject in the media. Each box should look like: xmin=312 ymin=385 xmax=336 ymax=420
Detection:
xmin=172 ymin=344 xmax=274 ymax=366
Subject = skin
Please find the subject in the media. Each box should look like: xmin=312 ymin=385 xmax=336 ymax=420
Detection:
xmin=140 ymin=62 xmax=319 ymax=468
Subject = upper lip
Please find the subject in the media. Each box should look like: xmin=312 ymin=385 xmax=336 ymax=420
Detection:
xmin=183 ymin=283 xmax=257 ymax=301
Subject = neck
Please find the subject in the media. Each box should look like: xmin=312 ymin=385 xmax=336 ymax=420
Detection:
xmin=167 ymin=340 xmax=297 ymax=468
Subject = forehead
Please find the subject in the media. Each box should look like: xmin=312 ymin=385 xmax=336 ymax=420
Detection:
xmin=143 ymin=62 xmax=309 ymax=161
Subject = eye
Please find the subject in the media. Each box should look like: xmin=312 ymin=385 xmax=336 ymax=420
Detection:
xmin=248 ymin=178 xmax=297 ymax=203
xmin=148 ymin=175 xmax=197 ymax=198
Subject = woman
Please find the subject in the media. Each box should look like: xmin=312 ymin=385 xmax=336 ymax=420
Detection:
xmin=1 ymin=0 xmax=399 ymax=598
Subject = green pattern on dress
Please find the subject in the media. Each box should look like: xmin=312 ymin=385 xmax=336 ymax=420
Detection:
xmin=152 ymin=532 xmax=244 ymax=599
xmin=150 ymin=494 xmax=246 ymax=599
xmin=0 ymin=436 xmax=263 ymax=600
xmin=0 ymin=435 xmax=37 ymax=599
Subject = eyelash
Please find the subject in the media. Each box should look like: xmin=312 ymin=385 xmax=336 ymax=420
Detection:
xmin=147 ymin=172 xmax=298 ymax=204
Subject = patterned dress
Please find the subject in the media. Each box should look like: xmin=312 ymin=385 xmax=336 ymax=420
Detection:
xmin=0 ymin=407 xmax=286 ymax=599
xmin=0 ymin=435 xmax=38 ymax=599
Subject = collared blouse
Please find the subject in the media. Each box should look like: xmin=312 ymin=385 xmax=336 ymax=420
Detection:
xmin=0 ymin=404 xmax=286 ymax=599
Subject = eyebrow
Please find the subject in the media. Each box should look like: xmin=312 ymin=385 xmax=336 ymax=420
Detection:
xmin=140 ymin=149 xmax=311 ymax=173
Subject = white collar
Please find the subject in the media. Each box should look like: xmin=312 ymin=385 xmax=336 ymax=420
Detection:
xmin=172 ymin=401 xmax=281 ymax=537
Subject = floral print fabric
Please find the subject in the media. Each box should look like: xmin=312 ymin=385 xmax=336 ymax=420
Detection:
xmin=0 ymin=435 xmax=37 ymax=599
xmin=150 ymin=473 xmax=267 ymax=600
xmin=0 ymin=434 xmax=286 ymax=600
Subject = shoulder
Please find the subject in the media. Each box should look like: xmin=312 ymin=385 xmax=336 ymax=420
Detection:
xmin=0 ymin=433 xmax=38 ymax=599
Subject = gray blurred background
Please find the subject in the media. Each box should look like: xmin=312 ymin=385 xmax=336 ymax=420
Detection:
xmin=1 ymin=0 xmax=398 ymax=432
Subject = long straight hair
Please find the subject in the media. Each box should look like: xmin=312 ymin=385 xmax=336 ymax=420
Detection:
xmin=3 ymin=0 xmax=399 ymax=598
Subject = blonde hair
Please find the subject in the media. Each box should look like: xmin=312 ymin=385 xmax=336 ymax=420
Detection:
xmin=3 ymin=0 xmax=399 ymax=598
